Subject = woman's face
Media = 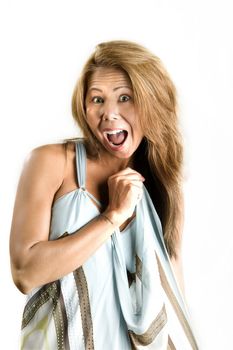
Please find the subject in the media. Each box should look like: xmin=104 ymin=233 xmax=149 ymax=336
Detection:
xmin=85 ymin=67 xmax=143 ymax=159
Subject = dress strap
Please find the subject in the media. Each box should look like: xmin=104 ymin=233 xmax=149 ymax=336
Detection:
xmin=75 ymin=141 xmax=86 ymax=189
xmin=75 ymin=140 xmax=103 ymax=209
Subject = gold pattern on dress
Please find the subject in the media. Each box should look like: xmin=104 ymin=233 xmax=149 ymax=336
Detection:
xmin=135 ymin=254 xmax=142 ymax=281
xmin=22 ymin=282 xmax=59 ymax=329
xmin=21 ymin=281 xmax=70 ymax=350
xmin=128 ymin=303 xmax=167 ymax=348
xmin=156 ymin=254 xmax=199 ymax=350
xmin=53 ymin=288 xmax=70 ymax=350
xmin=167 ymin=335 xmax=176 ymax=350
xmin=73 ymin=267 xmax=95 ymax=350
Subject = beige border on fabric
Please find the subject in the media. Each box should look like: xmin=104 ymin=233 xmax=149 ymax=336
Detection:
xmin=167 ymin=335 xmax=176 ymax=350
xmin=136 ymin=254 xmax=142 ymax=281
xmin=73 ymin=267 xmax=95 ymax=350
xmin=53 ymin=287 xmax=70 ymax=350
xmin=22 ymin=281 xmax=70 ymax=349
xmin=128 ymin=303 xmax=167 ymax=348
xmin=156 ymin=254 xmax=199 ymax=350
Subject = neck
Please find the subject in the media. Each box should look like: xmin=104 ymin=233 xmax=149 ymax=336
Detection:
xmin=86 ymin=141 xmax=135 ymax=173
xmin=99 ymin=149 xmax=135 ymax=172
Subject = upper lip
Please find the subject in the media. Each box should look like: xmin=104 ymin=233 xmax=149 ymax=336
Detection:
xmin=102 ymin=128 xmax=127 ymax=134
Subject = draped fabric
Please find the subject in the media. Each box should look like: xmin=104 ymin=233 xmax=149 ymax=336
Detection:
xmin=20 ymin=141 xmax=199 ymax=349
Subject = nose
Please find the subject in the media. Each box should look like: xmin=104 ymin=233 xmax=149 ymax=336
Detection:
xmin=101 ymin=100 xmax=120 ymax=121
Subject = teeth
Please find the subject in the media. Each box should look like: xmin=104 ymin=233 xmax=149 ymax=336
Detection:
xmin=104 ymin=130 xmax=124 ymax=135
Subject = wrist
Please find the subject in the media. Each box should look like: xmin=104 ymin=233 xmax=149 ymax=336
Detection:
xmin=100 ymin=213 xmax=115 ymax=226
xmin=102 ymin=210 xmax=121 ymax=228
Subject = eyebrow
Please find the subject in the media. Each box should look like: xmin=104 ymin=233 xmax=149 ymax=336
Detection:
xmin=88 ymin=85 xmax=132 ymax=93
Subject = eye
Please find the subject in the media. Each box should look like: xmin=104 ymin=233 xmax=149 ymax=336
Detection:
xmin=119 ymin=95 xmax=131 ymax=102
xmin=92 ymin=96 xmax=104 ymax=104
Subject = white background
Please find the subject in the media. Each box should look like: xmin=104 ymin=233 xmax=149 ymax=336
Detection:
xmin=0 ymin=1 xmax=232 ymax=349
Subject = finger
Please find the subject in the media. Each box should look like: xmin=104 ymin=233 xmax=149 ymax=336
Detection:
xmin=109 ymin=173 xmax=145 ymax=182
xmin=128 ymin=181 xmax=144 ymax=189
xmin=108 ymin=179 xmax=144 ymax=192
xmin=110 ymin=167 xmax=144 ymax=178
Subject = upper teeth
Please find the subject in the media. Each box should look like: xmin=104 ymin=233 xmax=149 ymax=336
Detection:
xmin=104 ymin=130 xmax=124 ymax=135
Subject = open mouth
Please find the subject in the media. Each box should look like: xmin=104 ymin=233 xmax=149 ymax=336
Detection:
xmin=104 ymin=129 xmax=128 ymax=146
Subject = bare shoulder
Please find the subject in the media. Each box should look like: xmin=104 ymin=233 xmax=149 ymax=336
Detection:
xmin=18 ymin=143 xmax=68 ymax=199
xmin=25 ymin=142 xmax=67 ymax=167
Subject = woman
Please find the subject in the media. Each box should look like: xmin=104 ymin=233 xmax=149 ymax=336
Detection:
xmin=10 ymin=40 xmax=198 ymax=349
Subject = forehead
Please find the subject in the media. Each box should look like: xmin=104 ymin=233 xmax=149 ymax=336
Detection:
xmin=87 ymin=67 xmax=132 ymax=89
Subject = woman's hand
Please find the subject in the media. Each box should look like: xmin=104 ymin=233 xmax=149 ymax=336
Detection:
xmin=104 ymin=167 xmax=145 ymax=226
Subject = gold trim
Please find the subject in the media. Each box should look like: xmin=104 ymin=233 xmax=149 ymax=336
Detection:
xmin=167 ymin=335 xmax=176 ymax=350
xmin=135 ymin=254 xmax=142 ymax=281
xmin=128 ymin=303 xmax=167 ymax=348
xmin=22 ymin=281 xmax=70 ymax=349
xmin=22 ymin=282 xmax=59 ymax=329
xmin=156 ymin=254 xmax=199 ymax=350
xmin=53 ymin=287 xmax=70 ymax=350
xmin=73 ymin=267 xmax=94 ymax=350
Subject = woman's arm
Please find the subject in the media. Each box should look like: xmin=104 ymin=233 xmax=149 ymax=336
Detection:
xmin=10 ymin=145 xmax=144 ymax=294
xmin=10 ymin=144 xmax=115 ymax=294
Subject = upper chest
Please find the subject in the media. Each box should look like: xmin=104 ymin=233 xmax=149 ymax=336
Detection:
xmin=53 ymin=142 xmax=135 ymax=231
xmin=54 ymin=143 xmax=110 ymax=209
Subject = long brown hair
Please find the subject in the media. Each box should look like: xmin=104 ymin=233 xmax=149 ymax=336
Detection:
xmin=72 ymin=40 xmax=184 ymax=259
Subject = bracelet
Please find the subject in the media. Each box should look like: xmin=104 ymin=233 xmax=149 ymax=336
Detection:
xmin=100 ymin=213 xmax=115 ymax=226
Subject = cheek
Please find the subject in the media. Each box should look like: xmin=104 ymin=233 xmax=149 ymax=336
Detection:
xmin=131 ymin=117 xmax=143 ymax=139
xmin=85 ymin=108 xmax=97 ymax=125
xmin=126 ymin=111 xmax=140 ymax=129
xmin=86 ymin=105 xmax=101 ymax=117
xmin=85 ymin=106 xmax=92 ymax=118
xmin=121 ymin=105 xmax=134 ymax=121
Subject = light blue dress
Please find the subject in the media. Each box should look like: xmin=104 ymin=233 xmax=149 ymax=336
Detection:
xmin=20 ymin=141 xmax=199 ymax=350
